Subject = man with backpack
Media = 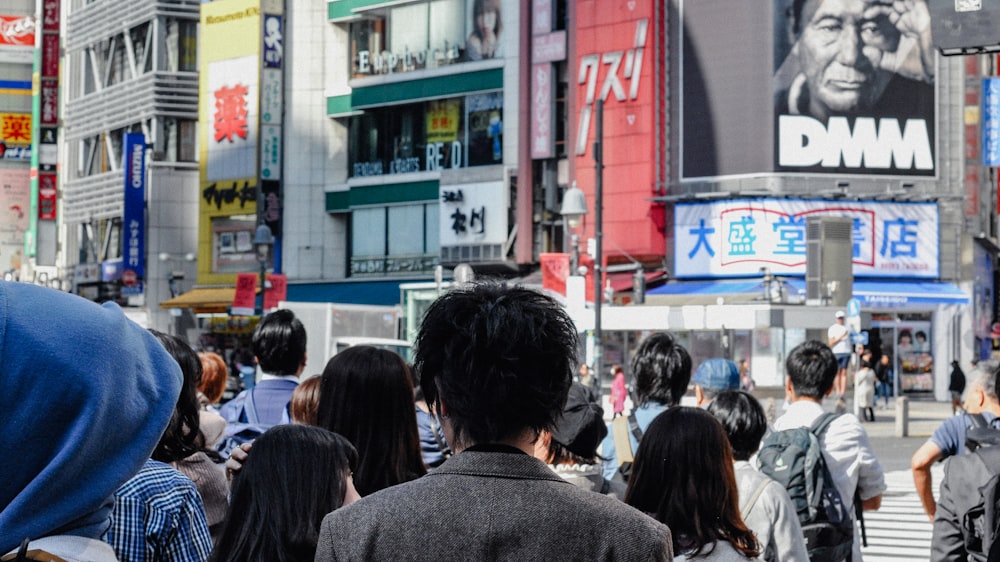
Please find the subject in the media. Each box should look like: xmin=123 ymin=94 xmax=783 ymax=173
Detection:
xmin=764 ymin=340 xmax=886 ymax=561
xmin=911 ymin=362 xmax=1000 ymax=522
xmin=931 ymin=362 xmax=1000 ymax=561
xmin=599 ymin=332 xmax=693 ymax=481
xmin=219 ymin=309 xmax=306 ymax=452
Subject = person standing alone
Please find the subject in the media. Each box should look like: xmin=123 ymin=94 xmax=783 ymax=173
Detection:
xmin=828 ymin=311 xmax=852 ymax=400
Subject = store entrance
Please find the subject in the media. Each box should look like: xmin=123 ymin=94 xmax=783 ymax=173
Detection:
xmin=870 ymin=313 xmax=934 ymax=396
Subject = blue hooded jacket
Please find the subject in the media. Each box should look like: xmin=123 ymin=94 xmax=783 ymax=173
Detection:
xmin=0 ymin=282 xmax=182 ymax=552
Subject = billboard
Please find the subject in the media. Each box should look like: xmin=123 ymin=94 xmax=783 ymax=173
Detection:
xmin=674 ymin=198 xmax=940 ymax=279
xmin=0 ymin=14 xmax=34 ymax=63
xmin=198 ymin=0 xmax=262 ymax=285
xmin=573 ymin=2 xmax=664 ymax=261
xmin=0 ymin=168 xmax=29 ymax=274
xmin=680 ymin=0 xmax=936 ymax=179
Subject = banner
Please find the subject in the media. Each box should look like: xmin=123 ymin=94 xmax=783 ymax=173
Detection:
xmin=675 ymin=198 xmax=940 ymax=279
xmin=122 ymin=132 xmax=146 ymax=290
xmin=263 ymin=272 xmax=286 ymax=310
xmin=232 ymin=272 xmax=258 ymax=315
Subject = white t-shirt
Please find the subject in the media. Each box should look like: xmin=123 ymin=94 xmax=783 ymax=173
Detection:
xmin=828 ymin=322 xmax=851 ymax=355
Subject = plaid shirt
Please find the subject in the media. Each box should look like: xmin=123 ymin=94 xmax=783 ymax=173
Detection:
xmin=106 ymin=459 xmax=213 ymax=562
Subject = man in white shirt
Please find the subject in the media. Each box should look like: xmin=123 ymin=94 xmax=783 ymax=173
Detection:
xmin=774 ymin=339 xmax=886 ymax=562
xmin=828 ymin=310 xmax=852 ymax=398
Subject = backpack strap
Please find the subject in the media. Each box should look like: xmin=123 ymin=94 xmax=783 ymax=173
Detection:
xmin=243 ymin=388 xmax=260 ymax=425
xmin=811 ymin=412 xmax=869 ymax=548
xmin=740 ymin=477 xmax=771 ymax=521
xmin=970 ymin=413 xmax=990 ymax=429
xmin=627 ymin=412 xmax=643 ymax=442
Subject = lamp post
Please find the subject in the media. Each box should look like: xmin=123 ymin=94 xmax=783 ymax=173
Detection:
xmin=252 ymin=224 xmax=274 ymax=315
xmin=560 ymin=100 xmax=605 ymax=390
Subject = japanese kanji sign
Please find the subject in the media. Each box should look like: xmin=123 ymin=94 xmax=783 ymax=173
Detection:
xmin=675 ymin=199 xmax=940 ymax=279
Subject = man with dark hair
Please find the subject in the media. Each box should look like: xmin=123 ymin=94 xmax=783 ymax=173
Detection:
xmin=773 ymin=340 xmax=885 ymax=561
xmin=601 ymin=332 xmax=692 ymax=480
xmin=315 ymin=282 xmax=672 ymax=560
xmin=708 ymin=391 xmax=807 ymax=562
xmin=220 ymin=309 xmax=306 ymax=426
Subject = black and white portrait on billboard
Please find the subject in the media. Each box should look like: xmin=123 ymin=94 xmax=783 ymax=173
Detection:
xmin=774 ymin=0 xmax=936 ymax=175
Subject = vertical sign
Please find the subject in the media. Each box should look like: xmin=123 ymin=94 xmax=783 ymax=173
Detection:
xmin=122 ymin=132 xmax=146 ymax=295
xmin=965 ymin=56 xmax=981 ymax=218
xmin=26 ymin=0 xmax=60 ymax=257
xmin=982 ymin=78 xmax=1000 ymax=166
xmin=530 ymin=0 xmax=564 ymax=160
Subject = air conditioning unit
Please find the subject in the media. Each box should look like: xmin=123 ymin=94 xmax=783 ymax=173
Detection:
xmin=805 ymin=216 xmax=853 ymax=306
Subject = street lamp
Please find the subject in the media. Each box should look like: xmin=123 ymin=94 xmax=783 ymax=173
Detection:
xmin=252 ymin=224 xmax=274 ymax=314
xmin=559 ymin=181 xmax=588 ymax=272
xmin=560 ymin=99 xmax=605 ymax=392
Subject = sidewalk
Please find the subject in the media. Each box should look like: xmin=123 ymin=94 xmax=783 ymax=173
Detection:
xmin=750 ymin=388 xmax=954 ymax=439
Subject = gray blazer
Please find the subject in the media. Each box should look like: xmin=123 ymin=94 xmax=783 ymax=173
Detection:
xmin=315 ymin=449 xmax=673 ymax=561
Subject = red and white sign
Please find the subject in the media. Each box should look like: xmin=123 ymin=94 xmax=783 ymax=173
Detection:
xmin=232 ymin=272 xmax=258 ymax=316
xmin=0 ymin=15 xmax=35 ymax=47
xmin=263 ymin=273 xmax=287 ymax=311
xmin=121 ymin=268 xmax=138 ymax=287
xmin=572 ymin=2 xmax=663 ymax=263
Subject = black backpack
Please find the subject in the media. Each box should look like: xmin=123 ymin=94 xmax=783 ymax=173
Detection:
xmin=954 ymin=414 xmax=1000 ymax=560
xmin=757 ymin=413 xmax=857 ymax=562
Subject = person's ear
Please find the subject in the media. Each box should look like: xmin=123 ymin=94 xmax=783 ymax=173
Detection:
xmin=695 ymin=385 xmax=706 ymax=407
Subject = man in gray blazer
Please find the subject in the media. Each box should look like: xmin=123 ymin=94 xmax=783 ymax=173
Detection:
xmin=315 ymin=282 xmax=673 ymax=561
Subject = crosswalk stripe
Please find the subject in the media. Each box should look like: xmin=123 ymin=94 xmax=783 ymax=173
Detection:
xmin=859 ymin=467 xmax=941 ymax=561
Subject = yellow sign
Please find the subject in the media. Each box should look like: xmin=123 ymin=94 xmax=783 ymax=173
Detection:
xmin=426 ymin=99 xmax=460 ymax=144
xmin=0 ymin=113 xmax=31 ymax=146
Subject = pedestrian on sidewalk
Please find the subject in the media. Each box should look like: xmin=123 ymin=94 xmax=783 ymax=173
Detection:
xmin=948 ymin=360 xmax=966 ymax=415
xmin=610 ymin=364 xmax=626 ymax=418
xmin=855 ymin=360 xmax=876 ymax=422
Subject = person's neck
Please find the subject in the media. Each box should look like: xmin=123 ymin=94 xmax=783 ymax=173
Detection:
xmin=452 ymin=430 xmax=537 ymax=456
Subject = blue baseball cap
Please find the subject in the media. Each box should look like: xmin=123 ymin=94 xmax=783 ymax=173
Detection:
xmin=692 ymin=358 xmax=741 ymax=391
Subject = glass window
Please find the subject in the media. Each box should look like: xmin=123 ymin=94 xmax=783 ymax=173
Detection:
xmin=388 ymin=205 xmax=426 ymax=255
xmin=428 ymin=0 xmax=465 ymax=67
xmin=426 ymin=203 xmax=440 ymax=250
xmin=389 ymin=4 xmax=428 ymax=69
xmin=351 ymin=16 xmax=385 ymax=77
xmin=352 ymin=207 xmax=386 ymax=256
xmin=211 ymin=215 xmax=257 ymax=274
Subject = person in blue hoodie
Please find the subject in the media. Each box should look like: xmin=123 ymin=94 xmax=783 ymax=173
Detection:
xmin=0 ymin=281 xmax=182 ymax=560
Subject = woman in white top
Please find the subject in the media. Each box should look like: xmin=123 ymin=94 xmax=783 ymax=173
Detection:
xmin=855 ymin=359 xmax=877 ymax=422
xmin=625 ymin=407 xmax=759 ymax=561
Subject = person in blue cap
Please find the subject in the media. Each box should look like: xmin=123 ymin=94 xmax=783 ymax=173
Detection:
xmin=692 ymin=358 xmax=742 ymax=408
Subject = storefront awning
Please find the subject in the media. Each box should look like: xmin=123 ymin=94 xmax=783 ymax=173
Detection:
xmin=160 ymin=287 xmax=237 ymax=313
xmin=649 ymin=278 xmax=968 ymax=307
xmin=849 ymin=280 xmax=969 ymax=307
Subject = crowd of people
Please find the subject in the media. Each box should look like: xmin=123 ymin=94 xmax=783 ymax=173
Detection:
xmin=4 ymin=278 xmax=996 ymax=561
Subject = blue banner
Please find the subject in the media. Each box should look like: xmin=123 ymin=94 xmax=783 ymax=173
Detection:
xmin=983 ymin=78 xmax=1000 ymax=166
xmin=122 ymin=132 xmax=146 ymax=289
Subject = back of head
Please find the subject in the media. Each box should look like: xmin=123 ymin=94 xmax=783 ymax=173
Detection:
xmin=252 ymin=309 xmax=307 ymax=375
xmin=0 ymin=282 xmax=182 ymax=551
xmin=198 ymin=351 xmax=229 ymax=405
xmin=625 ymin=407 xmax=756 ymax=556
xmin=149 ymin=330 xmax=204 ymax=462
xmin=414 ymin=281 xmax=576 ymax=448
xmin=706 ymin=390 xmax=767 ymax=461
xmin=290 ymin=375 xmax=322 ymax=426
xmin=214 ymin=425 xmax=358 ymax=562
xmin=549 ymin=383 xmax=607 ymax=465
xmin=631 ymin=332 xmax=692 ymax=407
xmin=692 ymin=358 xmax=740 ymax=399
xmin=970 ymin=359 xmax=1000 ymax=401
xmin=785 ymin=340 xmax=837 ymax=399
xmin=317 ymin=346 xmax=425 ymax=496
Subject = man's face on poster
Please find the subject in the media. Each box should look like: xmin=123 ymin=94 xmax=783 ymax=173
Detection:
xmin=795 ymin=0 xmax=900 ymax=117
